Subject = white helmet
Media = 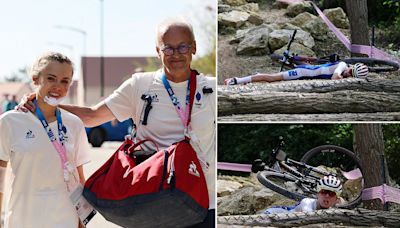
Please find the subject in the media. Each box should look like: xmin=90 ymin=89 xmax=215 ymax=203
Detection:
xmin=352 ymin=63 xmax=369 ymax=78
xmin=317 ymin=175 xmax=342 ymax=196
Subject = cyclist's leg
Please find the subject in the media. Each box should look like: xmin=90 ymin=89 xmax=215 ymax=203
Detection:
xmin=224 ymin=73 xmax=279 ymax=85
xmin=224 ymin=76 xmax=251 ymax=85
xmin=251 ymin=72 xmax=284 ymax=82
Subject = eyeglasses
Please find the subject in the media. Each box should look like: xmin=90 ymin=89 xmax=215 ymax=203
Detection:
xmin=319 ymin=189 xmax=337 ymax=197
xmin=161 ymin=44 xmax=192 ymax=56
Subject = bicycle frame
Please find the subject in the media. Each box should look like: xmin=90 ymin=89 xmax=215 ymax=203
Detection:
xmin=264 ymin=138 xmax=338 ymax=196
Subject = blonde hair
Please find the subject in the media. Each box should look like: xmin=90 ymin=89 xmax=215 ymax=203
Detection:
xmin=29 ymin=52 xmax=74 ymax=78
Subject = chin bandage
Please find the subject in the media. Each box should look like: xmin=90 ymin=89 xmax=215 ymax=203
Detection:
xmin=44 ymin=96 xmax=66 ymax=106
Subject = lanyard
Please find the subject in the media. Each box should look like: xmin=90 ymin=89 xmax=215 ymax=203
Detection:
xmin=161 ymin=71 xmax=210 ymax=169
xmin=161 ymin=72 xmax=191 ymax=129
xmin=34 ymin=99 xmax=73 ymax=182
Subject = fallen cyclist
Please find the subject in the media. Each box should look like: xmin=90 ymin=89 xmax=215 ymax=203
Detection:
xmin=264 ymin=176 xmax=343 ymax=214
xmin=224 ymin=61 xmax=369 ymax=85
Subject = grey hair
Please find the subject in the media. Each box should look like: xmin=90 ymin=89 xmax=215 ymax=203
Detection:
xmin=156 ymin=17 xmax=195 ymax=46
xmin=29 ymin=52 xmax=74 ymax=77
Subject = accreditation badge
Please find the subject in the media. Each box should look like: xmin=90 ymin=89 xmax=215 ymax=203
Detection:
xmin=69 ymin=183 xmax=97 ymax=226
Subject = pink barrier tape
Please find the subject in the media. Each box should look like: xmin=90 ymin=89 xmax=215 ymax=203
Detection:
xmin=277 ymin=0 xmax=303 ymax=4
xmin=341 ymin=168 xmax=363 ymax=180
xmin=278 ymin=0 xmax=400 ymax=64
xmin=309 ymin=1 xmax=400 ymax=65
xmin=218 ymin=162 xmax=252 ymax=172
xmin=362 ymin=184 xmax=400 ymax=204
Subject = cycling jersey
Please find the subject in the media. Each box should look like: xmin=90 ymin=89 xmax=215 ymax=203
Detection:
xmin=263 ymin=198 xmax=317 ymax=214
xmin=282 ymin=61 xmax=348 ymax=80
xmin=293 ymin=198 xmax=317 ymax=212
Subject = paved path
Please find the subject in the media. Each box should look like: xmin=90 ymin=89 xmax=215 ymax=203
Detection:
xmin=85 ymin=142 xmax=123 ymax=228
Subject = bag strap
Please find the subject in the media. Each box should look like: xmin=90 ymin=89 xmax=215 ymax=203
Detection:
xmin=126 ymin=139 xmax=159 ymax=154
xmin=187 ymin=69 xmax=198 ymax=127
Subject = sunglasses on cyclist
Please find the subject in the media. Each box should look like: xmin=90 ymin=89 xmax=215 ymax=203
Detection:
xmin=161 ymin=44 xmax=192 ymax=56
xmin=319 ymin=189 xmax=337 ymax=197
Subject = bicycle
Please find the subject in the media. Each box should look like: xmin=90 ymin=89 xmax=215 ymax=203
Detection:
xmin=270 ymin=30 xmax=399 ymax=73
xmin=251 ymin=137 xmax=364 ymax=209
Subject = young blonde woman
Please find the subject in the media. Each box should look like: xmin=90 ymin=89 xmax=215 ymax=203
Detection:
xmin=0 ymin=52 xmax=91 ymax=228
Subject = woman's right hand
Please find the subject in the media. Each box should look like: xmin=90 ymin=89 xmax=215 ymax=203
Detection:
xmin=15 ymin=92 xmax=36 ymax=113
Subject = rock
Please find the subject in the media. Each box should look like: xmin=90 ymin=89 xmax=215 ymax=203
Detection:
xmin=230 ymin=29 xmax=248 ymax=44
xmin=218 ymin=179 xmax=243 ymax=197
xmin=248 ymin=12 xmax=263 ymax=25
xmin=234 ymin=2 xmax=259 ymax=13
xmin=272 ymin=1 xmax=289 ymax=9
xmin=218 ymin=174 xmax=261 ymax=186
xmin=247 ymin=0 xmax=263 ymax=2
xmin=281 ymin=23 xmax=302 ymax=31
xmin=236 ymin=25 xmax=272 ymax=55
xmin=290 ymin=12 xmax=317 ymax=27
xmin=303 ymin=18 xmax=330 ymax=41
xmin=285 ymin=1 xmax=313 ymax=17
xmin=268 ymin=23 xmax=281 ymax=30
xmin=218 ymin=10 xmax=250 ymax=28
xmin=342 ymin=178 xmax=363 ymax=203
xmin=237 ymin=33 xmax=269 ymax=55
xmin=268 ymin=29 xmax=315 ymax=51
xmin=323 ymin=7 xmax=349 ymax=29
xmin=218 ymin=186 xmax=281 ymax=215
xmin=230 ymin=24 xmax=271 ymax=43
xmin=218 ymin=4 xmax=232 ymax=13
xmin=222 ymin=0 xmax=248 ymax=6
xmin=274 ymin=42 xmax=316 ymax=57
xmin=288 ymin=12 xmax=329 ymax=41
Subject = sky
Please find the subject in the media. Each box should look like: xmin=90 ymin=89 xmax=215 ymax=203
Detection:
xmin=0 ymin=0 xmax=216 ymax=81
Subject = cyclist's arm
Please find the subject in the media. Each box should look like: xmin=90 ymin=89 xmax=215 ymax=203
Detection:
xmin=293 ymin=198 xmax=316 ymax=212
xmin=332 ymin=73 xmax=343 ymax=80
xmin=59 ymin=101 xmax=116 ymax=128
xmin=332 ymin=61 xmax=348 ymax=80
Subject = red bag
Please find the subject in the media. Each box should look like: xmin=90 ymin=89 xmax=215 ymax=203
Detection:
xmin=83 ymin=71 xmax=209 ymax=227
xmin=83 ymin=137 xmax=209 ymax=227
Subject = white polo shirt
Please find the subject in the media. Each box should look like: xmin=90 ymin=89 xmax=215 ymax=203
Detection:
xmin=104 ymin=70 xmax=216 ymax=209
xmin=0 ymin=110 xmax=91 ymax=228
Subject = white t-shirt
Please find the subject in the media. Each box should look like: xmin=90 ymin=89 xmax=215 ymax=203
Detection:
xmin=104 ymin=70 xmax=216 ymax=209
xmin=293 ymin=198 xmax=317 ymax=212
xmin=0 ymin=110 xmax=91 ymax=228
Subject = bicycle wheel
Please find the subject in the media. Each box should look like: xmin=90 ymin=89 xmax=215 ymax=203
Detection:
xmin=300 ymin=145 xmax=364 ymax=209
xmin=257 ymin=171 xmax=307 ymax=202
xmin=342 ymin=57 xmax=399 ymax=73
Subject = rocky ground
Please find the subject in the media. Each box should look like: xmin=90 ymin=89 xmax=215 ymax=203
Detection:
xmin=217 ymin=0 xmax=400 ymax=121
xmin=217 ymin=174 xmax=297 ymax=216
xmin=217 ymin=0 xmax=400 ymax=84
